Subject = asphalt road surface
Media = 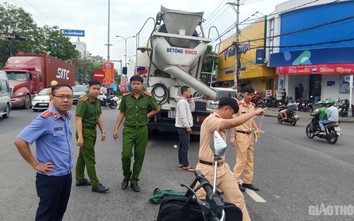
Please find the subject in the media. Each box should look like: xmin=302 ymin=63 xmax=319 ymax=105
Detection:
xmin=1 ymin=108 xmax=353 ymax=221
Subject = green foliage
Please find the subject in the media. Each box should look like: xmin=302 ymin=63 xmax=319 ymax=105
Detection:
xmin=202 ymin=45 xmax=218 ymax=73
xmin=201 ymin=45 xmax=218 ymax=85
xmin=0 ymin=3 xmax=79 ymax=65
xmin=73 ymin=59 xmax=102 ymax=82
xmin=41 ymin=25 xmax=79 ymax=61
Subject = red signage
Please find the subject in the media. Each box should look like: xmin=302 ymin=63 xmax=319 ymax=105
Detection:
xmin=92 ymin=69 xmax=105 ymax=81
xmin=102 ymin=62 xmax=114 ymax=85
xmin=276 ymin=64 xmax=354 ymax=75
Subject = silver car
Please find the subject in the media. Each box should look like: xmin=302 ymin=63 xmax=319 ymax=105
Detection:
xmin=72 ymin=85 xmax=87 ymax=104
xmin=0 ymin=71 xmax=11 ymax=118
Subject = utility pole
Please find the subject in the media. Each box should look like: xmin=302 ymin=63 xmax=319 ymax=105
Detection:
xmin=105 ymin=0 xmax=112 ymax=61
xmin=227 ymin=0 xmax=240 ymax=90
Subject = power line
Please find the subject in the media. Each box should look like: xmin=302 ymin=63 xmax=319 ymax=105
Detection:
xmin=204 ymin=0 xmax=228 ymax=23
xmin=204 ymin=5 xmax=230 ymax=30
xmin=217 ymin=11 xmax=354 ymax=55
xmin=22 ymin=0 xmax=67 ymax=28
xmin=211 ymin=0 xmax=343 ymax=45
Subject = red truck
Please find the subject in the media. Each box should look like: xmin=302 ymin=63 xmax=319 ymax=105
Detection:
xmin=2 ymin=54 xmax=75 ymax=108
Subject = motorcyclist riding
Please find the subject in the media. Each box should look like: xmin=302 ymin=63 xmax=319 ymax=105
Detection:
xmin=318 ymin=99 xmax=339 ymax=135
xmin=280 ymin=97 xmax=296 ymax=120
xmin=313 ymin=99 xmax=330 ymax=121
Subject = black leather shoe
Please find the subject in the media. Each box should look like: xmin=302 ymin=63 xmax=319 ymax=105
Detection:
xmin=238 ymin=183 xmax=246 ymax=192
xmin=121 ymin=179 xmax=129 ymax=190
xmin=131 ymin=183 xmax=141 ymax=192
xmin=242 ymin=183 xmax=259 ymax=191
xmin=76 ymin=178 xmax=91 ymax=186
xmin=92 ymin=183 xmax=109 ymax=193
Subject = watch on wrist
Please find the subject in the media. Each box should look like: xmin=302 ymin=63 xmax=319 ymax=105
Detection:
xmin=101 ymin=131 xmax=106 ymax=134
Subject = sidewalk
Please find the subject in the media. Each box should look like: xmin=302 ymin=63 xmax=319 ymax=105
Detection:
xmin=263 ymin=108 xmax=354 ymax=123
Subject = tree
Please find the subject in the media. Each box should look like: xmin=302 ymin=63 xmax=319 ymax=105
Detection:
xmin=0 ymin=3 xmax=38 ymax=65
xmin=73 ymin=59 xmax=102 ymax=84
xmin=40 ymin=25 xmax=79 ymax=61
xmin=0 ymin=3 xmax=79 ymax=66
xmin=201 ymin=45 xmax=218 ymax=85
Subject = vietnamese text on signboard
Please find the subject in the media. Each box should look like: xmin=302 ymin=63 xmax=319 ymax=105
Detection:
xmin=60 ymin=29 xmax=85 ymax=37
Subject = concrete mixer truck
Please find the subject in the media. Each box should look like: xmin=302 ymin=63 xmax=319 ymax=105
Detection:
xmin=134 ymin=6 xmax=235 ymax=135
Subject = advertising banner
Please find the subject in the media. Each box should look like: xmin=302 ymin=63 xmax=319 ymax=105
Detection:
xmin=102 ymin=62 xmax=114 ymax=85
xmin=276 ymin=64 xmax=354 ymax=75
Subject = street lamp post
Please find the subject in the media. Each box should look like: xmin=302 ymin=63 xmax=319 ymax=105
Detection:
xmin=116 ymin=35 xmax=135 ymax=72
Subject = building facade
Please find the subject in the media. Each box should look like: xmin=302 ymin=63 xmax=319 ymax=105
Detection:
xmin=217 ymin=18 xmax=276 ymax=96
xmin=268 ymin=0 xmax=354 ymax=103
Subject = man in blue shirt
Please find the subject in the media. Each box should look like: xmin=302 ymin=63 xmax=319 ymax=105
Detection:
xmin=14 ymin=84 xmax=74 ymax=221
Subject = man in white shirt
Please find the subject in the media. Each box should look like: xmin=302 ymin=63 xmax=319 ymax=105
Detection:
xmin=319 ymin=100 xmax=339 ymax=134
xmin=175 ymin=86 xmax=195 ymax=172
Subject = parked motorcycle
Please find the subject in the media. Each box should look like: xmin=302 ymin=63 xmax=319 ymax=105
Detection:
xmin=99 ymin=95 xmax=118 ymax=109
xmin=297 ymin=96 xmax=314 ymax=112
xmin=277 ymin=103 xmax=299 ymax=126
xmin=305 ymin=109 xmax=341 ymax=144
xmin=337 ymin=98 xmax=349 ymax=117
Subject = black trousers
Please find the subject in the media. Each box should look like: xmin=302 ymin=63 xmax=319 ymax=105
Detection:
xmin=35 ymin=173 xmax=72 ymax=221
xmin=176 ymin=127 xmax=191 ymax=166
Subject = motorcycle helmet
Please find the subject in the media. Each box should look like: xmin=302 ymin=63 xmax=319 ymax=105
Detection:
xmin=327 ymin=99 xmax=335 ymax=104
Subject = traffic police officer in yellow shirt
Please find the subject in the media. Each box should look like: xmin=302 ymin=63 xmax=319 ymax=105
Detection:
xmin=230 ymin=84 xmax=260 ymax=192
xmin=113 ymin=75 xmax=160 ymax=192
xmin=196 ymin=97 xmax=263 ymax=221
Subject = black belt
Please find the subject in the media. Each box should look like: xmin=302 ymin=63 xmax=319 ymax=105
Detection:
xmin=236 ymin=130 xmax=252 ymax=134
xmin=83 ymin=125 xmax=96 ymax=129
xmin=199 ymin=160 xmax=223 ymax=166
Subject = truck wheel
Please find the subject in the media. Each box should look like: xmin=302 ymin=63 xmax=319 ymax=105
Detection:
xmin=23 ymin=94 xmax=31 ymax=109
xmin=2 ymin=104 xmax=10 ymax=118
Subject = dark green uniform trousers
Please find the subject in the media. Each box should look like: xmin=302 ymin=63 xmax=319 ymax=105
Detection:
xmin=76 ymin=128 xmax=99 ymax=187
xmin=122 ymin=126 xmax=148 ymax=184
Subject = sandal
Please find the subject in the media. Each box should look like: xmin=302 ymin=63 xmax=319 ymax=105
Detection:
xmin=178 ymin=164 xmax=184 ymax=168
xmin=182 ymin=165 xmax=195 ymax=172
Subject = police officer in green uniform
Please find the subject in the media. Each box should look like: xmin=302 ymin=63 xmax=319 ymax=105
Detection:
xmin=113 ymin=75 xmax=160 ymax=192
xmin=75 ymin=80 xmax=109 ymax=193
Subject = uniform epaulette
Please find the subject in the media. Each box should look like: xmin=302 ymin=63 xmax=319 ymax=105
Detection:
xmin=82 ymin=97 xmax=88 ymax=102
xmin=123 ymin=92 xmax=131 ymax=96
xmin=53 ymin=113 xmax=59 ymax=120
xmin=40 ymin=111 xmax=52 ymax=118
xmin=238 ymin=101 xmax=247 ymax=107
xmin=144 ymin=92 xmax=152 ymax=96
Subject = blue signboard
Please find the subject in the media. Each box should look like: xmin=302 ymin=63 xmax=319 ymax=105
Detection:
xmin=269 ymin=47 xmax=354 ymax=67
xmin=60 ymin=29 xmax=85 ymax=37
xmin=255 ymin=49 xmax=264 ymax=64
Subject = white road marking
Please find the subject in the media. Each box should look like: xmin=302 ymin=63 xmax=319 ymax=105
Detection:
xmin=239 ymin=180 xmax=267 ymax=203
xmin=245 ymin=189 xmax=267 ymax=203
xmin=260 ymin=130 xmax=265 ymax=133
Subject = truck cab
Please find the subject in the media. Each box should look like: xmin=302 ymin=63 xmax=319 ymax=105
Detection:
xmin=0 ymin=71 xmax=11 ymax=118
xmin=2 ymin=54 xmax=75 ymax=109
